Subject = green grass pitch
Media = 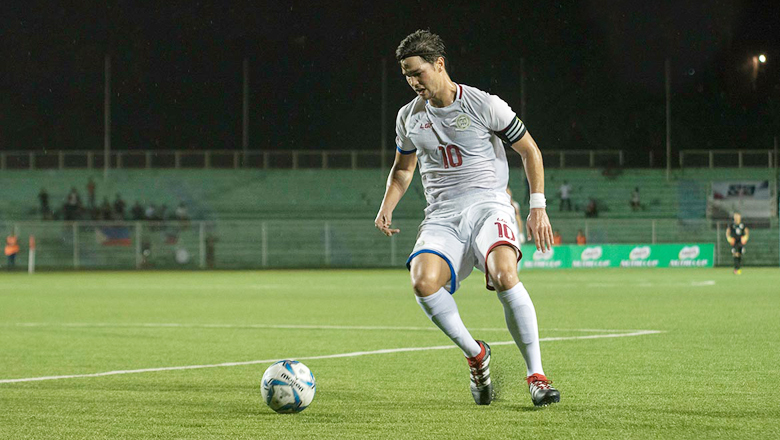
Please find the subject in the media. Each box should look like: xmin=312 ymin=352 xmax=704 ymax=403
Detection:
xmin=1 ymin=268 xmax=778 ymax=439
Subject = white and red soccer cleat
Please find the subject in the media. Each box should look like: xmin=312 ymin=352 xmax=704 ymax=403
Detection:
xmin=466 ymin=340 xmax=493 ymax=405
xmin=527 ymin=373 xmax=561 ymax=406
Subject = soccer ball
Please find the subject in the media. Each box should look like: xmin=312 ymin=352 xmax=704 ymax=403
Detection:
xmin=260 ymin=360 xmax=316 ymax=413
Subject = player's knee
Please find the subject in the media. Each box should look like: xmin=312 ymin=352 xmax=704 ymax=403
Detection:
xmin=491 ymin=267 xmax=519 ymax=292
xmin=411 ymin=274 xmax=445 ymax=297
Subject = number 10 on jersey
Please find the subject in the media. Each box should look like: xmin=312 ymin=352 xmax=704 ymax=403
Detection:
xmin=438 ymin=144 xmax=463 ymax=168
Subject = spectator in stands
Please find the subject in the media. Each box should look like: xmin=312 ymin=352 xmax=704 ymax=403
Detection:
xmin=38 ymin=188 xmax=51 ymax=220
xmin=131 ymin=201 xmax=145 ymax=221
xmin=86 ymin=177 xmax=96 ymax=208
xmin=552 ymin=230 xmax=562 ymax=245
xmin=100 ymin=197 xmax=113 ymax=220
xmin=114 ymin=194 xmax=126 ymax=220
xmin=175 ymin=203 xmax=191 ymax=230
xmin=576 ymin=229 xmax=587 ymax=245
xmin=145 ymin=204 xmax=157 ymax=221
xmin=585 ymin=198 xmax=598 ymax=218
xmin=558 ymin=180 xmax=572 ymax=211
xmin=206 ymin=234 xmax=217 ymax=268
xmin=64 ymin=187 xmax=82 ymax=221
xmin=630 ymin=187 xmax=641 ymax=211
xmin=88 ymin=203 xmax=100 ymax=220
xmin=5 ymin=233 xmax=20 ymax=270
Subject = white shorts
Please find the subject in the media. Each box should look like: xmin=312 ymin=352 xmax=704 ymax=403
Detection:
xmin=405 ymin=199 xmax=522 ymax=294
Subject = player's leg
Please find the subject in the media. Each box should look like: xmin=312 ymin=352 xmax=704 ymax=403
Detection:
xmin=473 ymin=210 xmax=543 ymax=376
xmin=486 ymin=246 xmax=544 ymax=377
xmin=734 ymin=245 xmax=743 ymax=274
xmin=486 ymin=247 xmax=560 ymax=406
xmin=409 ymin=252 xmax=482 ymax=358
xmin=409 ymin=251 xmax=492 ymax=405
xmin=475 ymin=207 xmax=560 ymax=406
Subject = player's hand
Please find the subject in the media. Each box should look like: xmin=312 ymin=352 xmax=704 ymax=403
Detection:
xmin=374 ymin=210 xmax=400 ymax=237
xmin=728 ymin=238 xmax=735 ymax=246
xmin=741 ymin=237 xmax=747 ymax=245
xmin=527 ymin=208 xmax=553 ymax=252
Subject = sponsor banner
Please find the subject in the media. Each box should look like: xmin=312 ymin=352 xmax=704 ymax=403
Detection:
xmin=522 ymin=246 xmax=568 ymax=269
xmin=710 ymin=180 xmax=774 ymax=219
xmin=520 ymin=243 xmax=713 ymax=269
xmin=712 ymin=181 xmax=770 ymax=200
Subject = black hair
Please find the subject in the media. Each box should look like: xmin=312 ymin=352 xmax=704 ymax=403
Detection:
xmin=395 ymin=30 xmax=447 ymax=67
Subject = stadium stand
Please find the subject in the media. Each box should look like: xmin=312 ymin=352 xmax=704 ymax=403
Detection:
xmin=0 ymin=168 xmax=775 ymax=221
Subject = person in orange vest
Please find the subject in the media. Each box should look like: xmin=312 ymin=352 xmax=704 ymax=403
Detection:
xmin=5 ymin=234 xmax=20 ymax=270
xmin=552 ymin=230 xmax=563 ymax=246
xmin=576 ymin=229 xmax=587 ymax=245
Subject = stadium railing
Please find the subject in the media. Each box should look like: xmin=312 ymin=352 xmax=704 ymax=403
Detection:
xmin=0 ymin=149 xmax=629 ymax=170
xmin=679 ymin=149 xmax=779 ymax=168
xmin=2 ymin=149 xmax=777 ymax=171
xmin=2 ymin=218 xmax=777 ymax=270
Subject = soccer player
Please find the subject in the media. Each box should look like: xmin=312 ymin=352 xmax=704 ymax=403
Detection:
xmin=726 ymin=212 xmax=749 ymax=274
xmin=374 ymin=30 xmax=560 ymax=407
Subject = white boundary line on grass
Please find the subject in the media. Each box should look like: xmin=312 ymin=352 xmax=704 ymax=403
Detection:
xmin=6 ymin=322 xmax=654 ymax=333
xmin=0 ymin=330 xmax=662 ymax=384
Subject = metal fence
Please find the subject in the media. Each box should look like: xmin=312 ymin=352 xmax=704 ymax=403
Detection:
xmin=3 ymin=148 xmax=778 ymax=171
xmin=679 ymin=149 xmax=779 ymax=168
xmin=0 ymin=149 xmax=632 ymax=171
xmin=2 ymin=218 xmax=777 ymax=270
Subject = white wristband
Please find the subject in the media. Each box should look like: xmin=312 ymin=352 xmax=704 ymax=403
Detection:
xmin=529 ymin=193 xmax=546 ymax=209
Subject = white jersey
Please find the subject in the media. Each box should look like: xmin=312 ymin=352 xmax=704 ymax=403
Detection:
xmin=395 ymin=84 xmax=526 ymax=217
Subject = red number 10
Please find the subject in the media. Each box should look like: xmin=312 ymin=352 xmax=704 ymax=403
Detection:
xmin=495 ymin=222 xmax=516 ymax=241
xmin=438 ymin=144 xmax=463 ymax=168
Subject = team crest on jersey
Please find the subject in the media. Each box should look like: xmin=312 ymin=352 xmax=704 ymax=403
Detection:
xmin=455 ymin=114 xmax=471 ymax=130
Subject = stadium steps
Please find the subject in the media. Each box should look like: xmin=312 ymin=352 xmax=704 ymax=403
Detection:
xmin=0 ymin=168 xmax=771 ymax=221
xmin=678 ymin=180 xmax=708 ymax=219
xmin=534 ymin=169 xmax=679 ymax=219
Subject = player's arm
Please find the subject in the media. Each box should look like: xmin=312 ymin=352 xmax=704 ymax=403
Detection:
xmin=510 ymin=132 xmax=553 ymax=251
xmin=726 ymin=227 xmax=735 ymax=245
xmin=375 ymin=151 xmax=417 ymax=236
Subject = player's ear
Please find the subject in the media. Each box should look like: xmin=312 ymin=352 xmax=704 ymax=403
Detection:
xmin=436 ymin=56 xmax=445 ymax=72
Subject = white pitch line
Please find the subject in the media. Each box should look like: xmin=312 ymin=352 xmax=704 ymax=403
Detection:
xmin=690 ymin=280 xmax=716 ymax=286
xmin=546 ymin=281 xmax=717 ymax=288
xmin=5 ymin=323 xmax=655 ymax=333
xmin=7 ymin=322 xmax=488 ymax=331
xmin=0 ymin=330 xmax=662 ymax=384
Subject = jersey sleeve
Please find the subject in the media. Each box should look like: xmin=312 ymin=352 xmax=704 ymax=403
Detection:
xmin=484 ymin=94 xmax=527 ymax=145
xmin=395 ymin=107 xmax=417 ymax=155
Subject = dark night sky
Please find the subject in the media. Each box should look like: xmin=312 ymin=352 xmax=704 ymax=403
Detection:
xmin=1 ymin=0 xmax=778 ymax=159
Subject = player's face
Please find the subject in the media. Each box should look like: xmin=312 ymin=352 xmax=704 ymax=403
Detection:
xmin=400 ymin=56 xmax=443 ymax=100
xmin=733 ymin=214 xmax=741 ymax=223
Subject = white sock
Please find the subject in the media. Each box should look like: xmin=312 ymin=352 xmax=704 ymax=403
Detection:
xmin=416 ymin=288 xmax=482 ymax=358
xmin=497 ymin=282 xmax=544 ymax=376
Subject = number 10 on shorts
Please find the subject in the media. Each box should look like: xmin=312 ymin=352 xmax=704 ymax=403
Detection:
xmin=438 ymin=144 xmax=463 ymax=168
xmin=495 ymin=222 xmax=515 ymax=241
